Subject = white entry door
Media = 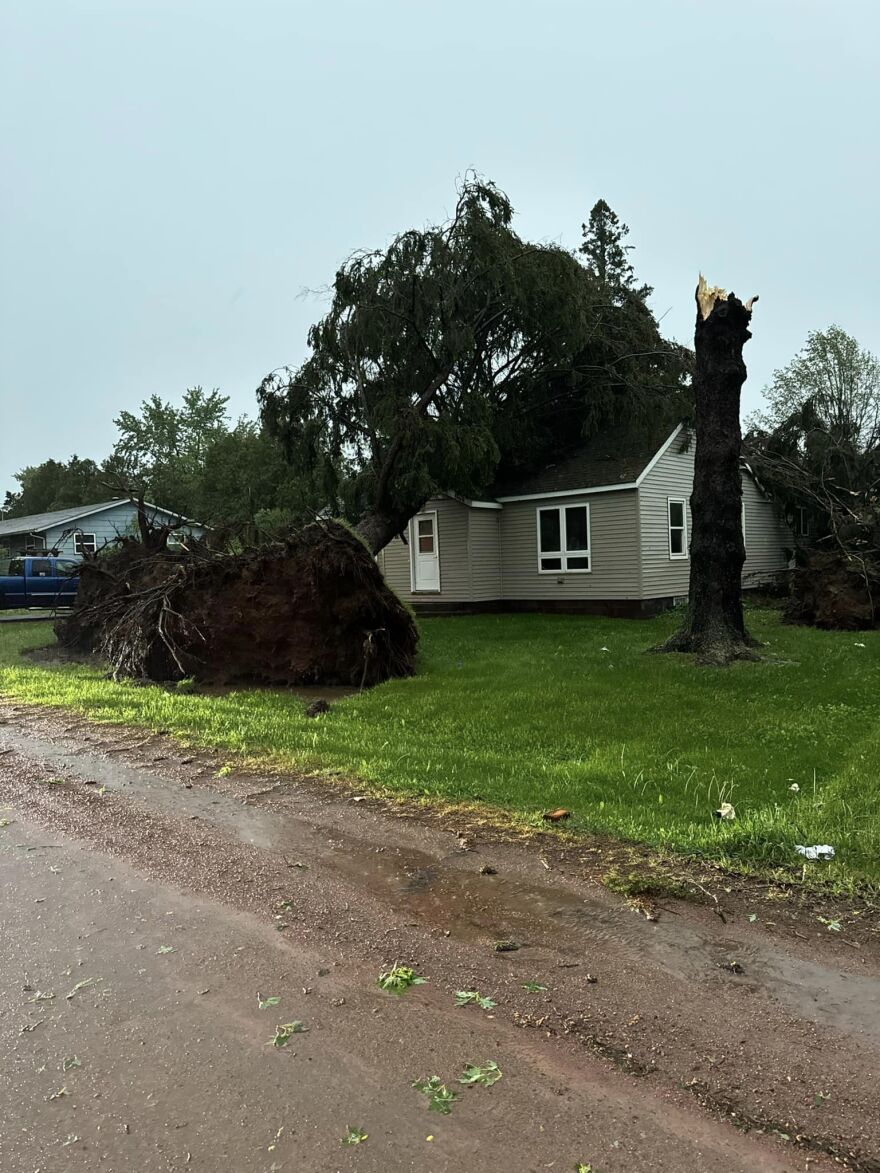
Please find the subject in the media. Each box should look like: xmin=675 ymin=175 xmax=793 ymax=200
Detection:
xmin=412 ymin=511 xmax=440 ymax=592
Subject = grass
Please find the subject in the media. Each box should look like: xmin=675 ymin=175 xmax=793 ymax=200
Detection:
xmin=1 ymin=611 xmax=879 ymax=888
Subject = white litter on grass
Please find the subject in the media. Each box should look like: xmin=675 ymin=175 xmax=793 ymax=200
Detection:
xmin=854 ymin=642 xmax=866 ymax=648
xmin=789 ymin=783 xmax=800 ymax=793
xmin=795 ymin=844 xmax=835 ymax=861
xmin=714 ymin=802 xmax=736 ymax=821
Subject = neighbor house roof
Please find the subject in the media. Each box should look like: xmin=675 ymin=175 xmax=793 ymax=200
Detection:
xmin=492 ymin=421 xmax=687 ymax=501
xmin=0 ymin=498 xmax=199 ymax=538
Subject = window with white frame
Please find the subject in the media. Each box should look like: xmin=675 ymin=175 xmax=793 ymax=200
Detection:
xmin=537 ymin=504 xmax=590 ymax=572
xmin=74 ymin=532 xmax=97 ymax=555
xmin=741 ymin=501 xmax=747 ymax=553
xmin=667 ymin=499 xmax=687 ymax=558
xmin=797 ymin=507 xmax=812 ymax=537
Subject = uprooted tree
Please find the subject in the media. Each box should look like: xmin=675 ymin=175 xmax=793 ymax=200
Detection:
xmin=258 ymin=177 xmax=690 ymax=554
xmin=55 ymin=518 xmax=418 ymax=687
xmin=746 ymin=326 xmax=880 ymax=629
xmin=653 ymin=277 xmax=760 ymax=664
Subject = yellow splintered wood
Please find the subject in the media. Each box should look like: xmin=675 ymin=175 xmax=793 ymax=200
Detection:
xmin=696 ymin=274 xmax=758 ymax=320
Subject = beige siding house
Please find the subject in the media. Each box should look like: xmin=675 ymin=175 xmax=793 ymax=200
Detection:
xmin=378 ymin=423 xmax=793 ymax=616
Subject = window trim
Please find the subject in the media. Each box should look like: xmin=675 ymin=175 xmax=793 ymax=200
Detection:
xmin=667 ymin=498 xmax=688 ymax=560
xmin=797 ymin=507 xmax=812 ymax=538
xmin=74 ymin=531 xmax=97 ymax=555
xmin=536 ymin=503 xmax=591 ymax=574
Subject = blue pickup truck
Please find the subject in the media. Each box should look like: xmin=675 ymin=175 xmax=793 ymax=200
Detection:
xmin=0 ymin=556 xmax=80 ymax=609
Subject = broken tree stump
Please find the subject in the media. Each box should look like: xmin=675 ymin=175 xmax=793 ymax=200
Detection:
xmin=653 ymin=276 xmax=761 ymax=665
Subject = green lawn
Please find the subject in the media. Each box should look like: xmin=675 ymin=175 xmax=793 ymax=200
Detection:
xmin=1 ymin=612 xmax=879 ymax=888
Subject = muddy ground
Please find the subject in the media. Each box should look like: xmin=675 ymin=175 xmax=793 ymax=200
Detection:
xmin=1 ymin=702 xmax=879 ymax=1172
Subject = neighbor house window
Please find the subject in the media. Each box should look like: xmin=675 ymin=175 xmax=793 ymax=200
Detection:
xmin=537 ymin=504 xmax=590 ymax=572
xmin=797 ymin=507 xmax=812 ymax=538
xmin=74 ymin=532 xmax=97 ymax=555
xmin=668 ymin=499 xmax=688 ymax=559
xmin=741 ymin=501 xmax=747 ymax=554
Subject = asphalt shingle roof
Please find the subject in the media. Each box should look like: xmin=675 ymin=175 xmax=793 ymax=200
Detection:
xmin=492 ymin=421 xmax=683 ymax=498
xmin=0 ymin=499 xmax=128 ymax=537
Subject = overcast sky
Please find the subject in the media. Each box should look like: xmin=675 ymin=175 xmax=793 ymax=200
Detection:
xmin=2 ymin=0 xmax=878 ymax=498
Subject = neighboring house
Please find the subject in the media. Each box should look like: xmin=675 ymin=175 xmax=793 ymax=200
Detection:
xmin=0 ymin=499 xmax=205 ymax=558
xmin=378 ymin=422 xmax=794 ymax=616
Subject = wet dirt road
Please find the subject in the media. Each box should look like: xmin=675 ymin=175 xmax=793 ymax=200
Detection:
xmin=1 ymin=702 xmax=879 ymax=1172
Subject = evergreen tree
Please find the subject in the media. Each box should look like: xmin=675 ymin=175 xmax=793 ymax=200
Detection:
xmin=260 ymin=178 xmax=685 ymax=554
xmin=579 ymin=199 xmax=652 ymax=300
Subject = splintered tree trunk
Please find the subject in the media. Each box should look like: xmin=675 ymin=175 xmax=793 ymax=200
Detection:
xmin=655 ymin=276 xmax=760 ymax=664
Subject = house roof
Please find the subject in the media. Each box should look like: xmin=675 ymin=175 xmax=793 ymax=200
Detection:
xmin=0 ymin=498 xmax=198 ymax=538
xmin=492 ymin=421 xmax=686 ymax=500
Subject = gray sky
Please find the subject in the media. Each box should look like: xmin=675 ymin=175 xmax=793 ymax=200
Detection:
xmin=2 ymin=0 xmax=878 ymax=498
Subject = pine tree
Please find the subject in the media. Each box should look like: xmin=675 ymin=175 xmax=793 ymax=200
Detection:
xmin=579 ymin=199 xmax=651 ymax=300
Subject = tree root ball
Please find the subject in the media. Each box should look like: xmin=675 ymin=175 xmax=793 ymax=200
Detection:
xmin=55 ymin=521 xmax=419 ymax=687
xmin=785 ymin=550 xmax=877 ymax=630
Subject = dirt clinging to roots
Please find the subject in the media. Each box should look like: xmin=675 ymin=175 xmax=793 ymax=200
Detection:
xmin=55 ymin=520 xmax=419 ymax=687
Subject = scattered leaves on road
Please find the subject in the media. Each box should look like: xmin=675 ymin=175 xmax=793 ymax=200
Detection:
xmin=377 ymin=965 xmax=426 ymax=995
xmin=412 ymin=1076 xmax=457 ymax=1114
xmin=258 ymin=994 xmax=281 ymax=1010
xmin=575 ymin=1164 xmax=594 ymax=1172
xmin=66 ymin=978 xmax=101 ymax=1000
xmin=458 ymin=1061 xmax=502 ymax=1087
xmin=271 ymin=1021 xmax=307 ymax=1048
xmin=493 ymin=939 xmax=520 ymax=952
xmin=27 ymin=991 xmax=56 ymax=1003
xmin=341 ymin=1126 xmax=368 ymax=1145
xmin=522 ymin=981 xmax=547 ymax=993
xmin=61 ymin=1057 xmax=82 ymax=1072
xmin=454 ymin=990 xmax=496 ymax=1010
xmin=156 ymin=945 xmax=175 ymax=955
xmin=46 ymin=1086 xmax=69 ymax=1101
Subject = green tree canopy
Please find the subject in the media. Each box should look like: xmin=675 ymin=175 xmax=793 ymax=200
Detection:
xmin=751 ymin=325 xmax=880 ymax=450
xmin=195 ymin=420 xmax=323 ymax=537
xmin=747 ymin=326 xmax=880 ymax=547
xmin=579 ymin=199 xmax=652 ymax=301
xmin=259 ymin=178 xmax=689 ymax=552
xmin=3 ymin=456 xmax=107 ymax=519
xmin=109 ymin=387 xmax=231 ymax=516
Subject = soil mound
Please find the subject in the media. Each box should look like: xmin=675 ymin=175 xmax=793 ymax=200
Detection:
xmin=56 ymin=521 xmax=418 ymax=687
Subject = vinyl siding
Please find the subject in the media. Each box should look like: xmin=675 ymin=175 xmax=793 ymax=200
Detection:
xmin=500 ymin=490 xmax=641 ymax=600
xmin=8 ymin=504 xmax=204 ymax=558
xmin=378 ymin=497 xmax=488 ymax=603
xmin=638 ymin=432 xmax=793 ymax=598
xmin=637 ymin=433 xmax=695 ymax=599
xmin=467 ymin=509 xmax=503 ymax=601
xmin=742 ymin=476 xmax=794 ymax=585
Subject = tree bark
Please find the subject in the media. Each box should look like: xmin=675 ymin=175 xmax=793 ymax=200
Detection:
xmin=355 ymin=510 xmax=410 ymax=555
xmin=654 ymin=277 xmax=760 ymax=664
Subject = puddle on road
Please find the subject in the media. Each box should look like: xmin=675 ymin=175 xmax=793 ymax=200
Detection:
xmin=3 ymin=720 xmax=880 ymax=1042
